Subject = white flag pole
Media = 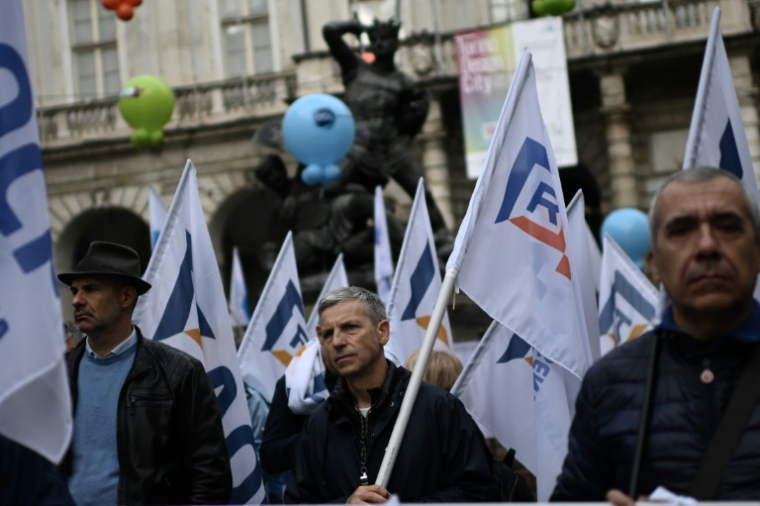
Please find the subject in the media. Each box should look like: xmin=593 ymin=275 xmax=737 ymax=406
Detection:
xmin=375 ymin=269 xmax=457 ymax=487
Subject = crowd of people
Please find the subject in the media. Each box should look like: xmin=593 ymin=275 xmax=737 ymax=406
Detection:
xmin=4 ymin=166 xmax=760 ymax=505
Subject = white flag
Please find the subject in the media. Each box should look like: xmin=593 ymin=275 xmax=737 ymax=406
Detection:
xmin=598 ymin=234 xmax=658 ymax=356
xmin=446 ymin=51 xmax=593 ymax=379
xmin=238 ymin=232 xmax=308 ymax=403
xmin=374 ymin=186 xmax=394 ymax=305
xmin=149 ymin=185 xmax=167 ymax=251
xmin=133 ymin=160 xmax=265 ymax=504
xmin=386 ymin=179 xmax=453 ymax=367
xmin=285 ymin=254 xmax=349 ymax=415
xmin=446 ymin=52 xmax=594 ymax=499
xmin=451 ymin=322 xmax=536 ymax=474
xmin=683 ymin=7 xmax=760 ymax=202
xmin=566 ymin=191 xmax=601 ymax=363
xmin=0 ymin=0 xmax=72 ymax=464
xmin=585 ymin=221 xmax=602 ymax=293
xmin=305 ymin=253 xmax=349 ymax=340
xmin=229 ymin=247 xmax=251 ymax=327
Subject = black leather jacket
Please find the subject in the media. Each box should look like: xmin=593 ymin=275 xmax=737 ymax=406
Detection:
xmin=64 ymin=329 xmax=232 ymax=504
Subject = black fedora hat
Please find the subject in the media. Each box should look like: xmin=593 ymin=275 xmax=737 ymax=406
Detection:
xmin=57 ymin=241 xmax=152 ymax=295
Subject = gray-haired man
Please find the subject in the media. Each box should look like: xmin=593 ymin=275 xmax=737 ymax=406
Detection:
xmin=553 ymin=167 xmax=760 ymax=502
xmin=284 ymin=287 xmax=496 ymax=503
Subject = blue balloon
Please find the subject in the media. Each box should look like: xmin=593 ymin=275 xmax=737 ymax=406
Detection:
xmin=282 ymin=94 xmax=355 ymax=186
xmin=301 ymin=165 xmax=324 ymax=186
xmin=601 ymin=208 xmax=651 ymax=266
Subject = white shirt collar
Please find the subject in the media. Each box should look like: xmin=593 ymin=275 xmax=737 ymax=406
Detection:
xmin=86 ymin=327 xmax=138 ymax=360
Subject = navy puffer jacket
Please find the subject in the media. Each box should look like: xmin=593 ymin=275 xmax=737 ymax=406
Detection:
xmin=552 ymin=329 xmax=760 ymax=501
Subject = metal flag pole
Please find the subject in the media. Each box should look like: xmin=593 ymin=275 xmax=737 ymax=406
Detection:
xmin=375 ymin=269 xmax=458 ymax=488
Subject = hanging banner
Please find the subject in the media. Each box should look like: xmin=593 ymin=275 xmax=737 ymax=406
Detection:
xmin=456 ymin=17 xmax=577 ymax=179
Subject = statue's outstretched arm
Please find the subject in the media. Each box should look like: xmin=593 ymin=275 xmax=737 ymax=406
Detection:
xmin=322 ymin=19 xmax=363 ymax=76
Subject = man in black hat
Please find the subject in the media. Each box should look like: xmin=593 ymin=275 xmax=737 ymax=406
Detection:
xmin=58 ymin=241 xmax=232 ymax=506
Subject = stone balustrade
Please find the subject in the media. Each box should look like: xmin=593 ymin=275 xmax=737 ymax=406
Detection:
xmin=37 ymin=72 xmax=296 ymax=149
xmin=563 ymin=0 xmax=752 ymax=59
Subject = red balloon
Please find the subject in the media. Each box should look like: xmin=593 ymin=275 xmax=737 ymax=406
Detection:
xmin=116 ymin=3 xmax=134 ymax=20
xmin=101 ymin=0 xmax=120 ymax=10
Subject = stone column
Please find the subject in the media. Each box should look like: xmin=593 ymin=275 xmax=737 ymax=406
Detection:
xmin=729 ymin=54 xmax=760 ymax=187
xmin=598 ymin=70 xmax=638 ymax=208
xmin=420 ymin=96 xmax=455 ymax=230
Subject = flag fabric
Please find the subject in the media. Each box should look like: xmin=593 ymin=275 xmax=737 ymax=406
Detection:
xmin=585 ymin=221 xmax=602 ymax=293
xmin=133 ymin=160 xmax=264 ymax=504
xmin=385 ymin=179 xmax=453 ymax=367
xmin=238 ymin=232 xmax=308 ymax=403
xmin=0 ymin=0 xmax=72 ymax=464
xmin=149 ymin=185 xmax=167 ymax=250
xmin=305 ymin=253 xmax=350 ymax=339
xmin=452 ymin=324 xmax=580 ymax=502
xmin=566 ymin=191 xmax=601 ymax=362
xmin=683 ymin=7 xmax=760 ymax=203
xmin=598 ymin=233 xmax=658 ymax=356
xmin=446 ymin=51 xmax=594 ymax=500
xmin=285 ymin=338 xmax=329 ymax=416
xmin=374 ymin=186 xmax=395 ymax=305
xmin=285 ymin=254 xmax=350 ymax=416
xmin=229 ymin=247 xmax=251 ymax=327
xmin=451 ymin=322 xmax=537 ymax=474
xmin=446 ymin=51 xmax=594 ymax=379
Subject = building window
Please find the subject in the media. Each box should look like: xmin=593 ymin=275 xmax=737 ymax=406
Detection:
xmin=490 ymin=0 xmax=517 ymax=23
xmin=219 ymin=0 xmax=273 ymax=77
xmin=70 ymin=0 xmax=120 ymax=100
xmin=70 ymin=0 xmax=120 ymax=99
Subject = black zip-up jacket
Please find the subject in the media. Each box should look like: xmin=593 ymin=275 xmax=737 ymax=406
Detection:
xmin=260 ymin=372 xmax=338 ymax=474
xmin=552 ymin=328 xmax=760 ymax=501
xmin=284 ymin=361 xmax=497 ymax=503
xmin=64 ymin=328 xmax=232 ymax=505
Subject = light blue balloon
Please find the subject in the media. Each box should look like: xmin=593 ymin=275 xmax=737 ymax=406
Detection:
xmin=282 ymin=94 xmax=355 ymax=185
xmin=300 ymin=163 xmax=342 ymax=186
xmin=601 ymin=208 xmax=651 ymax=266
xmin=301 ymin=164 xmax=324 ymax=186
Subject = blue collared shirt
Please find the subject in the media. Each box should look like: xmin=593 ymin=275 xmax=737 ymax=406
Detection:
xmin=85 ymin=327 xmax=138 ymax=359
xmin=658 ymin=301 xmax=760 ymax=344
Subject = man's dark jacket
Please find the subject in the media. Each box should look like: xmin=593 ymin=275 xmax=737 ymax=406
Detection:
xmin=552 ymin=327 xmax=760 ymax=501
xmin=260 ymin=372 xmax=338 ymax=474
xmin=64 ymin=328 xmax=232 ymax=505
xmin=1 ymin=434 xmax=75 ymax=506
xmin=284 ymin=361 xmax=497 ymax=503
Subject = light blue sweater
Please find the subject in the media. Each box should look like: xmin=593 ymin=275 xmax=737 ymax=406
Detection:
xmin=68 ymin=343 xmax=136 ymax=506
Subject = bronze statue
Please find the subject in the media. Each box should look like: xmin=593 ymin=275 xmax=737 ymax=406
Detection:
xmin=253 ymin=154 xmax=404 ymax=280
xmin=322 ymin=17 xmax=450 ymax=239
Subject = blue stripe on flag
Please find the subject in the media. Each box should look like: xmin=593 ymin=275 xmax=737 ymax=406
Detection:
xmin=495 ymin=138 xmax=550 ymax=224
xmin=497 ymin=334 xmax=530 ymax=363
xmin=720 ymin=120 xmax=743 ymax=178
xmin=262 ymin=280 xmax=305 ymax=352
xmin=154 ymin=232 xmax=195 ymax=341
xmin=401 ymin=242 xmax=435 ymax=321
xmin=598 ymin=270 xmax=656 ymax=334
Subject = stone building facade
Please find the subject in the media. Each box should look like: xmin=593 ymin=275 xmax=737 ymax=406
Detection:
xmin=23 ymin=0 xmax=760 ymax=328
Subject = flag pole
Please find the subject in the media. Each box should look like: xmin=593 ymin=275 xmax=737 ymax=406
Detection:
xmin=375 ymin=269 xmax=458 ymax=488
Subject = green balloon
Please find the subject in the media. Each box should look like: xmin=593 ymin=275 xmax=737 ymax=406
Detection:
xmin=532 ymin=0 xmax=548 ymax=16
xmin=118 ymin=75 xmax=175 ymax=147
